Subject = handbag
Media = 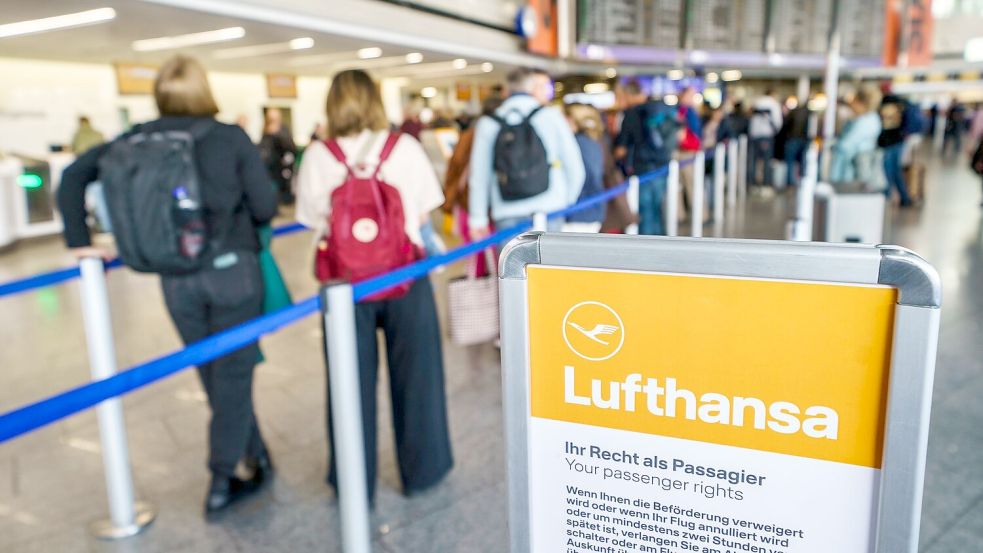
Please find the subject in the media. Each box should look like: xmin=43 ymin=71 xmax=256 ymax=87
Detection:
xmin=447 ymin=249 xmax=499 ymax=346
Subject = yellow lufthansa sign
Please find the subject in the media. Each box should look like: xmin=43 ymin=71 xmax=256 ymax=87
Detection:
xmin=528 ymin=266 xmax=898 ymax=469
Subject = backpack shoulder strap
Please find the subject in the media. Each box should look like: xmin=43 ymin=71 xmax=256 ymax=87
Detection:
xmin=189 ymin=119 xmax=217 ymax=141
xmin=524 ymin=105 xmax=545 ymax=122
xmin=323 ymin=138 xmax=351 ymax=171
xmin=377 ymin=132 xmax=401 ymax=163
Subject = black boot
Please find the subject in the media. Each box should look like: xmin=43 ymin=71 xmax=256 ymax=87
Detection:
xmin=205 ymin=475 xmax=260 ymax=515
xmin=244 ymin=451 xmax=274 ymax=484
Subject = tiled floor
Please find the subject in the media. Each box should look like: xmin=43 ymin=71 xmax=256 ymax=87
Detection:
xmin=0 ymin=147 xmax=981 ymax=552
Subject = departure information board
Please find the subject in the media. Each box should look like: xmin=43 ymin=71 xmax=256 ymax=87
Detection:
xmin=577 ymin=0 xmax=883 ymax=61
xmin=771 ymin=0 xmax=833 ymax=54
xmin=687 ymin=0 xmax=766 ymax=52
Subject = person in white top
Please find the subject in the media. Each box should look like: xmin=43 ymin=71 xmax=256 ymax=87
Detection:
xmin=748 ymin=89 xmax=783 ymax=188
xmin=294 ymin=69 xmax=453 ymax=500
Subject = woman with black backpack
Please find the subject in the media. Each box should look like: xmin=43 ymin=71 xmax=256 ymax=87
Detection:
xmin=294 ymin=69 xmax=453 ymax=501
xmin=57 ymin=55 xmax=278 ymax=516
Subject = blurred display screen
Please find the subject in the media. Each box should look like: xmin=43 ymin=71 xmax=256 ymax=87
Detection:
xmin=576 ymin=0 xmax=884 ymax=62
xmin=839 ymin=0 xmax=886 ymax=58
xmin=687 ymin=0 xmax=766 ymax=52
xmin=620 ymin=75 xmax=705 ymax=97
xmin=771 ymin=0 xmax=833 ymax=54
xmin=578 ymin=0 xmax=682 ymax=49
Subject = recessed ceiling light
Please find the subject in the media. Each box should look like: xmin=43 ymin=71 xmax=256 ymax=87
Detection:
xmin=289 ymin=37 xmax=315 ymax=50
xmin=705 ymin=72 xmax=719 ymax=83
xmin=358 ymin=47 xmax=382 ymax=59
xmin=452 ymin=58 xmax=468 ymax=69
xmin=667 ymin=69 xmax=684 ymax=80
xmin=0 ymin=7 xmax=116 ymax=39
xmin=721 ymin=69 xmax=742 ymax=82
xmin=132 ymin=26 xmax=245 ymax=52
xmin=421 ymin=86 xmax=438 ymax=98
xmin=212 ymin=37 xmax=314 ymax=59
xmin=481 ymin=62 xmax=494 ymax=73
xmin=405 ymin=52 xmax=424 ymax=64
xmin=605 ymin=67 xmax=617 ymax=78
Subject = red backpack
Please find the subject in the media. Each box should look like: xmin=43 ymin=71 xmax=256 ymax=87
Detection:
xmin=315 ymin=132 xmax=418 ymax=300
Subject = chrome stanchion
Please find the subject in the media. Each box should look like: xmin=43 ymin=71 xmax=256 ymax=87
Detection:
xmin=738 ymin=134 xmax=749 ymax=199
xmin=713 ymin=143 xmax=725 ymax=228
xmin=666 ymin=160 xmax=680 ymax=237
xmin=691 ymin=151 xmax=705 ymax=238
xmin=626 ymin=176 xmax=640 ymax=235
xmin=727 ymin=140 xmax=738 ymax=207
xmin=789 ymin=144 xmax=820 ymax=242
xmin=532 ymin=211 xmax=548 ymax=233
xmin=78 ymin=257 xmax=155 ymax=539
xmin=321 ymin=283 xmax=372 ymax=553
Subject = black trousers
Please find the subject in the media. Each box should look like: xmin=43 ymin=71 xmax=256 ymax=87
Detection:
xmin=162 ymin=251 xmax=267 ymax=478
xmin=326 ymin=277 xmax=453 ymax=500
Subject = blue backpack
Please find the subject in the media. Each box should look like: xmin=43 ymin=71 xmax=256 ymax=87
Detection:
xmin=902 ymin=101 xmax=925 ymax=136
xmin=642 ymin=100 xmax=681 ymax=165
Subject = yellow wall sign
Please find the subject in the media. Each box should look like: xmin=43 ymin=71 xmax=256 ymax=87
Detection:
xmin=528 ymin=265 xmax=897 ymax=468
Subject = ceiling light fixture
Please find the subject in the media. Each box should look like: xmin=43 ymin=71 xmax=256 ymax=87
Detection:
xmin=358 ymin=47 xmax=382 ymax=59
xmin=705 ymin=72 xmax=719 ymax=84
xmin=721 ymin=69 xmax=742 ymax=82
xmin=132 ymin=26 xmax=245 ymax=52
xmin=421 ymin=86 xmax=438 ymax=98
xmin=605 ymin=67 xmax=617 ymax=79
xmin=289 ymin=37 xmax=315 ymax=50
xmin=481 ymin=62 xmax=494 ymax=73
xmin=405 ymin=52 xmax=424 ymax=64
xmin=0 ymin=7 xmax=116 ymax=39
xmin=213 ymin=37 xmax=314 ymax=59
xmin=584 ymin=82 xmax=610 ymax=94
xmin=452 ymin=58 xmax=468 ymax=69
xmin=667 ymin=69 xmax=684 ymax=80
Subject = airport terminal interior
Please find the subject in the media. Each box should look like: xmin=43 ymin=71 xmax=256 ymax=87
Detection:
xmin=1 ymin=1 xmax=982 ymax=552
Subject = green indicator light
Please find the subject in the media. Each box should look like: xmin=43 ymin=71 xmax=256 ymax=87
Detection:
xmin=16 ymin=173 xmax=43 ymax=189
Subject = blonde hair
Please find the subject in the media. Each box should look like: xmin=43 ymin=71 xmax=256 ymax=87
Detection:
xmin=853 ymin=84 xmax=883 ymax=114
xmin=154 ymin=55 xmax=219 ymax=117
xmin=326 ymin=70 xmax=389 ymax=138
xmin=565 ymin=103 xmax=603 ymax=141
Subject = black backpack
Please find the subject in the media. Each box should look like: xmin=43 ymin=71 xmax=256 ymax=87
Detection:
xmin=98 ymin=120 xmax=217 ymax=274
xmin=489 ymin=106 xmax=550 ymax=201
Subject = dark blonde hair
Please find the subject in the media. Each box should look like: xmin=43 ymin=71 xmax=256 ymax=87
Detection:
xmin=154 ymin=55 xmax=219 ymax=117
xmin=565 ymin=103 xmax=603 ymax=141
xmin=326 ymin=70 xmax=389 ymax=138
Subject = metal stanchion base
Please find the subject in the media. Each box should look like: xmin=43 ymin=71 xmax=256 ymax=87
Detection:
xmin=90 ymin=501 xmax=156 ymax=540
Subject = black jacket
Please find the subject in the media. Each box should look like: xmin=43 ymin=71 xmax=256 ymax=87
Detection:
xmin=58 ymin=116 xmax=278 ymax=251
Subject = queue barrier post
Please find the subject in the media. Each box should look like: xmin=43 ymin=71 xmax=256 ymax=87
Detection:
xmin=320 ymin=283 xmax=372 ymax=553
xmin=738 ymin=134 xmax=749 ymax=200
xmin=78 ymin=257 xmax=155 ymax=539
xmin=789 ymin=143 xmax=820 ymax=241
xmin=626 ymin=176 xmax=640 ymax=235
xmin=691 ymin=150 xmax=705 ymax=238
xmin=727 ymin=140 xmax=738 ymax=207
xmin=665 ymin=160 xmax=680 ymax=237
xmin=532 ymin=211 xmax=548 ymax=233
xmin=713 ymin=143 xmax=725 ymax=228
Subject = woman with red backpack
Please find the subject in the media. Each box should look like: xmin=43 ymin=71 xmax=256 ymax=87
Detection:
xmin=294 ymin=69 xmax=453 ymax=500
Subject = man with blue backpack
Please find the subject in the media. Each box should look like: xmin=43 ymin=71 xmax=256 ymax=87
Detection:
xmin=468 ymin=67 xmax=585 ymax=241
xmin=615 ymin=90 xmax=682 ymax=235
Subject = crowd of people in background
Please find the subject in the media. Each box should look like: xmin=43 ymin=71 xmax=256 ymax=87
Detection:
xmin=55 ymin=52 xmax=983 ymax=520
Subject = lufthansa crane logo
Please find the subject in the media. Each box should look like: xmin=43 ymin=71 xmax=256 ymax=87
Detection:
xmin=562 ymin=301 xmax=625 ymax=361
